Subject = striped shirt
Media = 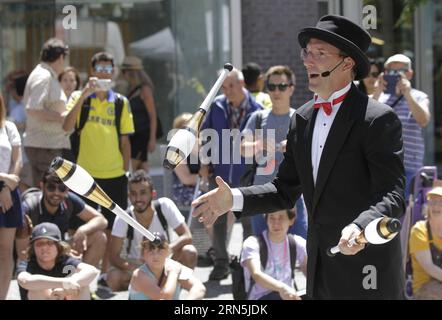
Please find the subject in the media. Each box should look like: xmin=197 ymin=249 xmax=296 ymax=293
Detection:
xmin=378 ymin=89 xmax=429 ymax=173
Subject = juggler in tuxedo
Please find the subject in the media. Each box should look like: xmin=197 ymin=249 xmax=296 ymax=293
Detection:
xmin=192 ymin=15 xmax=406 ymax=299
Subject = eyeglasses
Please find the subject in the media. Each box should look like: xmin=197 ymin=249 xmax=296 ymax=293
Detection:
xmin=300 ymin=48 xmax=344 ymax=62
xmin=34 ymin=240 xmax=57 ymax=248
xmin=45 ymin=183 xmax=67 ymax=193
xmin=267 ymin=83 xmax=292 ymax=92
xmin=94 ymin=64 xmax=113 ymax=74
xmin=385 ymin=69 xmax=407 ymax=76
xmin=368 ymin=72 xmax=380 ymax=78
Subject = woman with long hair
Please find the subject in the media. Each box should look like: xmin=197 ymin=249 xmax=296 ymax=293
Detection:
xmin=0 ymin=92 xmax=23 ymax=299
xmin=59 ymin=66 xmax=81 ymax=100
xmin=129 ymin=232 xmax=205 ymax=300
xmin=121 ymin=56 xmax=158 ymax=172
xmin=17 ymin=222 xmax=98 ymax=300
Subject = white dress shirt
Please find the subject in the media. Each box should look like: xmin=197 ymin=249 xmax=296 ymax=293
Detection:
xmin=232 ymin=82 xmax=352 ymax=212
xmin=311 ymin=82 xmax=351 ymax=184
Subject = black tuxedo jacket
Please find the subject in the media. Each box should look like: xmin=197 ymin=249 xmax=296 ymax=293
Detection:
xmin=237 ymin=84 xmax=406 ymax=299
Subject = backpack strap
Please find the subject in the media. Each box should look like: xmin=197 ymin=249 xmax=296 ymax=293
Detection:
xmin=153 ymin=199 xmax=169 ymax=241
xmin=126 ymin=209 xmax=134 ymax=254
xmin=288 ymin=234 xmax=298 ymax=290
xmin=251 ymin=111 xmax=263 ymax=168
xmin=21 ymin=188 xmax=43 ymax=225
xmin=258 ymin=233 xmax=267 ymax=269
xmin=114 ymin=94 xmax=124 ymax=137
xmin=255 ymin=110 xmax=263 ymax=131
xmin=75 ymin=97 xmax=92 ymax=132
xmin=245 ymin=234 xmax=268 ymax=299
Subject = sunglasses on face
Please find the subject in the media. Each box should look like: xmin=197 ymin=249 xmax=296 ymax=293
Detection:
xmin=267 ymin=83 xmax=292 ymax=92
xmin=45 ymin=183 xmax=67 ymax=193
xmin=368 ymin=72 xmax=380 ymax=78
xmin=94 ymin=64 xmax=113 ymax=74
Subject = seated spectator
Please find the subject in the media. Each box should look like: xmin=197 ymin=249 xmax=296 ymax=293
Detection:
xmin=59 ymin=66 xmax=81 ymax=100
xmin=17 ymin=223 xmax=98 ymax=300
xmin=108 ymin=170 xmax=197 ymax=291
xmin=409 ymin=185 xmax=442 ymax=299
xmin=241 ymin=209 xmax=307 ymax=300
xmin=16 ymin=168 xmax=107 ymax=268
xmin=129 ymin=232 xmax=205 ymax=300
xmin=171 ymin=113 xmax=201 ymax=211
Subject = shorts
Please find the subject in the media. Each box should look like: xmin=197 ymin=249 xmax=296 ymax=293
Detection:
xmin=0 ymin=187 xmax=24 ymax=228
xmin=129 ymin=130 xmax=150 ymax=162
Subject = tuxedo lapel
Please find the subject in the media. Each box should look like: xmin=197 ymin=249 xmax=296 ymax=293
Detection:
xmin=312 ymin=85 xmax=365 ymax=213
xmin=294 ymin=101 xmax=316 ymax=207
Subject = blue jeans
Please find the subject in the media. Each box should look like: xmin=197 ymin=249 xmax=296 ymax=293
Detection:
xmin=251 ymin=195 xmax=308 ymax=239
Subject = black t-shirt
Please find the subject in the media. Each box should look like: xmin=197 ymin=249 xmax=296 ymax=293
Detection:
xmin=17 ymin=255 xmax=82 ymax=300
xmin=23 ymin=191 xmax=86 ymax=237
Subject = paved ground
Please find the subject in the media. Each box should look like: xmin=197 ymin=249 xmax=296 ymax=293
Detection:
xmin=7 ymin=161 xmax=305 ymax=300
xmin=7 ymin=221 xmax=306 ymax=300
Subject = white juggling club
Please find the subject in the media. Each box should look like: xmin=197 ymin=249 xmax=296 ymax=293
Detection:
xmin=163 ymin=63 xmax=233 ymax=170
xmin=51 ymin=157 xmax=161 ymax=244
xmin=327 ymin=217 xmax=401 ymax=257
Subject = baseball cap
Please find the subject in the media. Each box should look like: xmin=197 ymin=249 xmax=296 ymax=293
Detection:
xmin=31 ymin=222 xmax=62 ymax=243
xmin=427 ymin=180 xmax=442 ymax=199
xmin=384 ymin=54 xmax=411 ymax=69
xmin=142 ymin=232 xmax=168 ymax=251
xmin=151 ymin=232 xmax=167 ymax=245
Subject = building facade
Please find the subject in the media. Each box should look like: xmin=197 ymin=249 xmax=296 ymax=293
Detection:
xmin=0 ymin=0 xmax=440 ymax=170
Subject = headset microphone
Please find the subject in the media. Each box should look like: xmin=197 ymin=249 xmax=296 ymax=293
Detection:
xmin=321 ymin=59 xmax=345 ymax=77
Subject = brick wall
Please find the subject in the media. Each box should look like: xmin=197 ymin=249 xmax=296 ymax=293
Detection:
xmin=241 ymin=0 xmax=318 ymax=107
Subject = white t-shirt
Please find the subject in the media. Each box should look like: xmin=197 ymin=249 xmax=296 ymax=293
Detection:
xmin=0 ymin=121 xmax=21 ymax=173
xmin=111 ymin=197 xmax=185 ymax=260
xmin=23 ymin=63 xmax=69 ymax=149
xmin=240 ymin=232 xmax=307 ymax=300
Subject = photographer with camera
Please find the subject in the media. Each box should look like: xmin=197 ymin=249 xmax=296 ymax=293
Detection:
xmin=373 ymin=54 xmax=430 ymax=198
xmin=63 ymin=52 xmax=135 ymax=290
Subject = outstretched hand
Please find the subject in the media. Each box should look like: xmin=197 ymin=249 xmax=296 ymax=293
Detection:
xmin=191 ymin=176 xmax=233 ymax=227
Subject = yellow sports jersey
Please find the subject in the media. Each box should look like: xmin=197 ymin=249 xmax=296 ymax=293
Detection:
xmin=67 ymin=90 xmax=134 ymax=179
xmin=252 ymin=91 xmax=272 ymax=109
xmin=409 ymin=220 xmax=442 ymax=292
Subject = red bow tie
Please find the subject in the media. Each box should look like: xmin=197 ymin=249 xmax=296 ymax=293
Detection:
xmin=313 ymin=92 xmax=348 ymax=116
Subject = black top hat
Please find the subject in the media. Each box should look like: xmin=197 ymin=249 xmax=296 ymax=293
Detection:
xmin=298 ymin=15 xmax=371 ymax=80
xmin=31 ymin=222 xmax=62 ymax=243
